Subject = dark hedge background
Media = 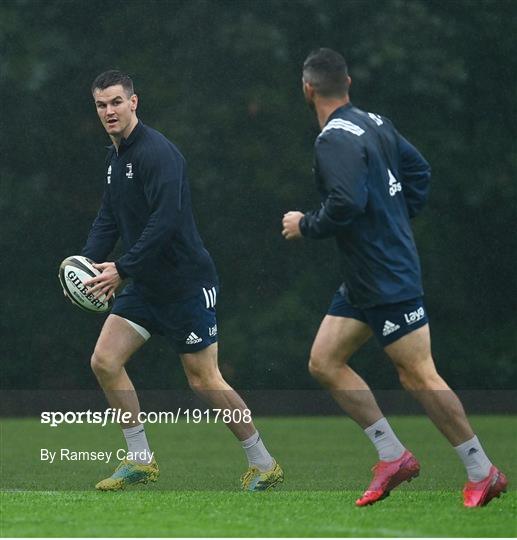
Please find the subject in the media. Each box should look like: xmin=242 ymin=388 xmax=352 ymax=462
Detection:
xmin=1 ymin=0 xmax=516 ymax=391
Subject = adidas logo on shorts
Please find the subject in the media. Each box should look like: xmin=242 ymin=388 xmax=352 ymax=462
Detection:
xmin=382 ymin=320 xmax=400 ymax=337
xmin=185 ymin=332 xmax=202 ymax=345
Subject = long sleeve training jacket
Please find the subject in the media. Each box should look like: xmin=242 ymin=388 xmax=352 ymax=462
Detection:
xmin=82 ymin=121 xmax=218 ymax=303
xmin=300 ymin=103 xmax=431 ymax=308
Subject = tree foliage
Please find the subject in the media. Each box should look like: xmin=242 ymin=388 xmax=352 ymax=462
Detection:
xmin=2 ymin=0 xmax=516 ymax=390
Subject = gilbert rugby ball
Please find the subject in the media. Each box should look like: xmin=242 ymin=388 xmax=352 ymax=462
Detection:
xmin=58 ymin=255 xmax=114 ymax=313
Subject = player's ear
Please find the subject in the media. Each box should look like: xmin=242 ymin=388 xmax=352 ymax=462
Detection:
xmin=130 ymin=94 xmax=138 ymax=111
xmin=303 ymin=81 xmax=315 ymax=100
xmin=347 ymin=76 xmax=352 ymax=90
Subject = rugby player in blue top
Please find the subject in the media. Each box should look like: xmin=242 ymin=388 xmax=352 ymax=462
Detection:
xmin=282 ymin=48 xmax=506 ymax=507
xmin=80 ymin=70 xmax=283 ymax=491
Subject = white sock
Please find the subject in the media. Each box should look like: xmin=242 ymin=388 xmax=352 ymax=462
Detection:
xmin=122 ymin=424 xmax=152 ymax=464
xmin=241 ymin=431 xmax=274 ymax=472
xmin=454 ymin=435 xmax=492 ymax=482
xmin=364 ymin=417 xmax=406 ymax=462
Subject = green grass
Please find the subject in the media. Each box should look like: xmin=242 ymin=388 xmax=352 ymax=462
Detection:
xmin=1 ymin=416 xmax=516 ymax=537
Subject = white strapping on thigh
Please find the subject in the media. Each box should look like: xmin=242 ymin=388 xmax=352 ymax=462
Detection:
xmin=122 ymin=318 xmax=151 ymax=341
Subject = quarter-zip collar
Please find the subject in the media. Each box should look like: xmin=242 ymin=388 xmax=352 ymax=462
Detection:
xmin=120 ymin=120 xmax=144 ymax=148
xmin=325 ymin=102 xmax=354 ymax=126
xmin=107 ymin=121 xmax=144 ymax=154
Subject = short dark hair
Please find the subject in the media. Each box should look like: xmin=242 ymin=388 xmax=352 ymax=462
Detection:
xmin=91 ymin=70 xmax=134 ymax=97
xmin=303 ymin=48 xmax=349 ymax=98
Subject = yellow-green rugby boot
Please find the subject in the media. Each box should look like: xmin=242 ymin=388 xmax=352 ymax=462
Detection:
xmin=241 ymin=461 xmax=284 ymax=491
xmin=95 ymin=458 xmax=159 ymax=491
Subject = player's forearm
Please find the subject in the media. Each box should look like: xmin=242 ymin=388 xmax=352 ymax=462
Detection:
xmin=399 ymin=136 xmax=431 ymax=218
xmin=81 ymin=230 xmax=119 ymax=263
xmin=115 ymin=212 xmax=179 ymax=278
xmin=82 ymin=192 xmax=119 ymax=262
xmin=300 ymin=199 xmax=365 ymax=238
xmin=402 ymin=169 xmax=431 ymax=218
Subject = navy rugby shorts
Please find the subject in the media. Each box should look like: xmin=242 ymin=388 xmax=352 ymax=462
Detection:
xmin=111 ymin=283 xmax=218 ymax=354
xmin=328 ymin=285 xmax=429 ymax=347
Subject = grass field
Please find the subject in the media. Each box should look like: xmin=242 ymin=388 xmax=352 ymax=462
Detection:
xmin=1 ymin=416 xmax=515 ymax=537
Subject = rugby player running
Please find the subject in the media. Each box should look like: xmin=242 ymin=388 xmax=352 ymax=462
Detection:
xmin=75 ymin=70 xmax=283 ymax=491
xmin=282 ymin=48 xmax=507 ymax=507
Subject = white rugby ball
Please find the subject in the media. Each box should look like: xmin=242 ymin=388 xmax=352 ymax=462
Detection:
xmin=58 ymin=255 xmax=114 ymax=313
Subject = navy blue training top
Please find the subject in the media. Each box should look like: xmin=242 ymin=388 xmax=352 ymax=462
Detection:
xmin=82 ymin=121 xmax=218 ymax=303
xmin=299 ymin=103 xmax=431 ymax=308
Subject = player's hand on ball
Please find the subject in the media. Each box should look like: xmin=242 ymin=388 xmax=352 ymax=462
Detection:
xmin=282 ymin=211 xmax=304 ymax=240
xmin=84 ymin=262 xmax=121 ymax=301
